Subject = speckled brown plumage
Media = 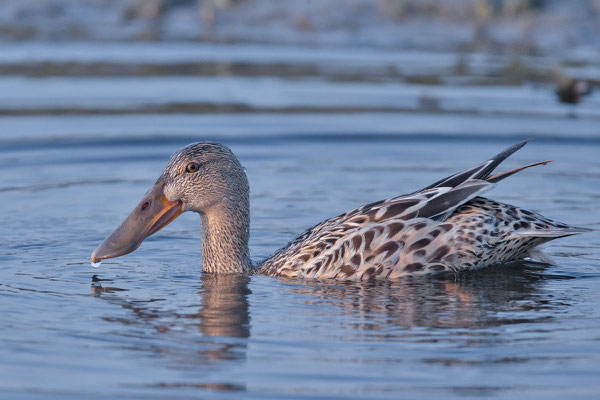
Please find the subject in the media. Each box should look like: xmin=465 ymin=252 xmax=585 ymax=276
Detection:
xmin=257 ymin=140 xmax=591 ymax=279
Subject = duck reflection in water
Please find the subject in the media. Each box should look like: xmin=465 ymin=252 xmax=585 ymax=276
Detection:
xmin=89 ymin=262 xmax=573 ymax=390
xmin=194 ymin=274 xmax=251 ymax=339
xmin=282 ymin=262 xmax=572 ymax=331
xmin=93 ymin=261 xmax=570 ymax=339
xmin=91 ymin=273 xmax=251 ymax=390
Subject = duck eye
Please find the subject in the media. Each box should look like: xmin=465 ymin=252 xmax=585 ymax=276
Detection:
xmin=185 ymin=162 xmax=200 ymax=173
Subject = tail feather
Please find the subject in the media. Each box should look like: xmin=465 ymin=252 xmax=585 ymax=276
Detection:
xmin=422 ymin=139 xmax=530 ymax=191
xmin=524 ymin=227 xmax=595 ymax=264
xmin=487 ymin=160 xmax=553 ymax=183
xmin=512 ymin=227 xmax=594 ymax=238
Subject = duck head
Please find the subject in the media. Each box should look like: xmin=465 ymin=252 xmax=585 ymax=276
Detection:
xmin=91 ymin=142 xmax=249 ymax=264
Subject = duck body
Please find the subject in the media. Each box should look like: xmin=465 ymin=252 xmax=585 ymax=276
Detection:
xmin=258 ymin=197 xmax=579 ymax=280
xmin=556 ymin=78 xmax=592 ymax=105
xmin=91 ymin=140 xmax=590 ymax=280
xmin=258 ymin=141 xmax=588 ymax=279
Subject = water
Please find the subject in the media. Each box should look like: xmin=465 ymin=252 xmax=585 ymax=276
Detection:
xmin=1 ymin=42 xmax=600 ymax=399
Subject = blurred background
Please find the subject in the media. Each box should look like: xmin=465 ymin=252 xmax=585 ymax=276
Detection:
xmin=0 ymin=0 xmax=599 ymax=123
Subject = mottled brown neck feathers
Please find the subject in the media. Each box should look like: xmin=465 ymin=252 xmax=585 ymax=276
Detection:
xmin=200 ymin=184 xmax=253 ymax=274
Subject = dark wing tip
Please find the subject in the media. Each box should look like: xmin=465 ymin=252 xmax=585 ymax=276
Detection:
xmin=498 ymin=140 xmax=531 ymax=158
xmin=419 ymin=139 xmax=532 ymax=193
xmin=497 ymin=139 xmax=530 ymax=160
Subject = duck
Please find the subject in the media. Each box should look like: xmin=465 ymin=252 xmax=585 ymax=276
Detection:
xmin=556 ymin=78 xmax=592 ymax=105
xmin=91 ymin=140 xmax=591 ymax=280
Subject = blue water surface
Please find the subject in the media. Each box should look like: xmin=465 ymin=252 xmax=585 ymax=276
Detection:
xmin=1 ymin=42 xmax=599 ymax=399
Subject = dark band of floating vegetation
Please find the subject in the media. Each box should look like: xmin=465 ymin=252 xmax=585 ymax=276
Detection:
xmin=3 ymin=103 xmax=600 ymax=120
xmin=0 ymin=61 xmax=403 ymax=81
xmin=0 ymin=60 xmax=584 ymax=86
xmin=0 ymin=104 xmax=449 ymax=116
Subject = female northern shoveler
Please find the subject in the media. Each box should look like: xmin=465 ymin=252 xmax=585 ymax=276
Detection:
xmin=91 ymin=140 xmax=591 ymax=280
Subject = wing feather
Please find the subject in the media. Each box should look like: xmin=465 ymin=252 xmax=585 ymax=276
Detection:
xmin=421 ymin=139 xmax=530 ymax=191
xmin=416 ymin=180 xmax=494 ymax=220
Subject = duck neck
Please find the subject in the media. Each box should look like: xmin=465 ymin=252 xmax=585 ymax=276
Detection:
xmin=200 ymin=195 xmax=252 ymax=274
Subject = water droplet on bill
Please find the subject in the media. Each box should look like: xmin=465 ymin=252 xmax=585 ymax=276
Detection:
xmin=91 ymin=260 xmax=102 ymax=269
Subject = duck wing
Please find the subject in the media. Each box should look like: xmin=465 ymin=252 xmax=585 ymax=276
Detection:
xmin=258 ymin=179 xmax=494 ymax=277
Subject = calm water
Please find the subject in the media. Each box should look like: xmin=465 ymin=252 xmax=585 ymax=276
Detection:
xmin=1 ymin=42 xmax=600 ymax=399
